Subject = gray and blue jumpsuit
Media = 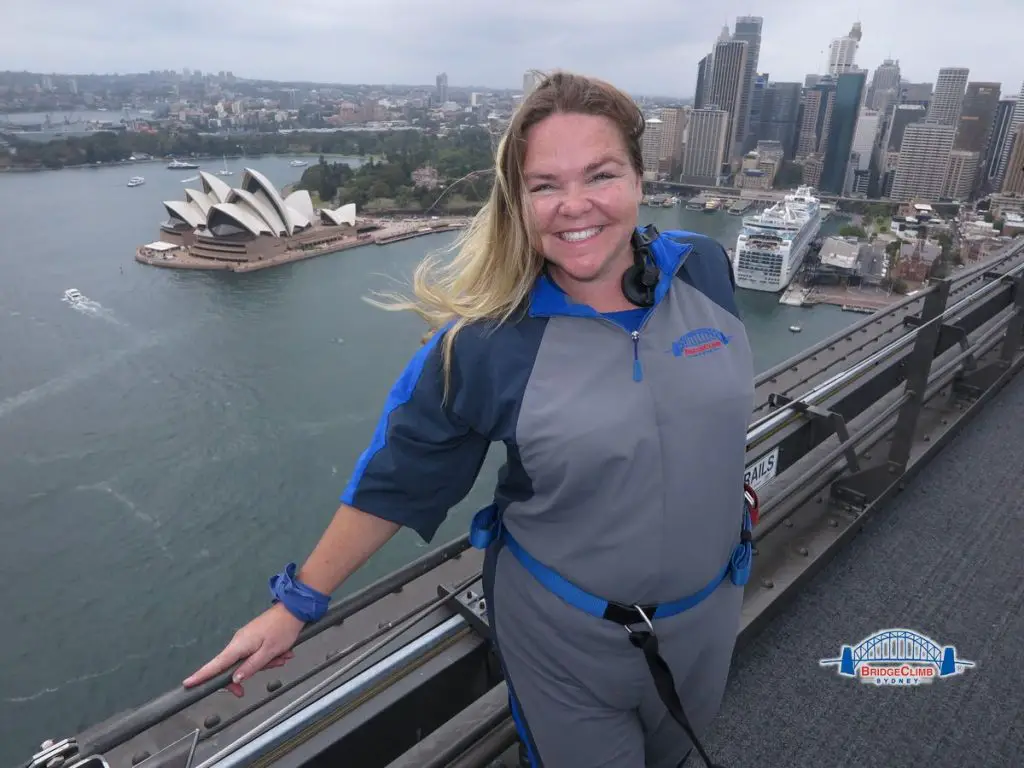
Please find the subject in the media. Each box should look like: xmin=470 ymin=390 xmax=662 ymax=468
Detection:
xmin=342 ymin=229 xmax=756 ymax=767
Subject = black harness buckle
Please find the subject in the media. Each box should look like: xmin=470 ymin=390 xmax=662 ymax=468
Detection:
xmin=602 ymin=601 xmax=658 ymax=627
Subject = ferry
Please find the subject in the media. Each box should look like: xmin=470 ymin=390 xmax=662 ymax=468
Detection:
xmin=732 ymin=186 xmax=822 ymax=293
xmin=166 ymin=159 xmax=199 ymax=170
xmin=126 ymin=176 xmax=145 ymax=187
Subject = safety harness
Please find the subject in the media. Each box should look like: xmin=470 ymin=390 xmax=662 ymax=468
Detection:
xmin=470 ymin=484 xmax=760 ymax=768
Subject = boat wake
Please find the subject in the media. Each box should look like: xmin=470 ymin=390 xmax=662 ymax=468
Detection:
xmin=63 ymin=289 xmax=124 ymax=326
xmin=0 ymin=324 xmax=184 ymax=421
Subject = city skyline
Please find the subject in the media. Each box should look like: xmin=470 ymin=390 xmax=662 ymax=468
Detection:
xmin=2 ymin=0 xmax=1023 ymax=98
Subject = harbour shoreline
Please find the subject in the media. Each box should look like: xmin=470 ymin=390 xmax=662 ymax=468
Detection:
xmin=778 ymin=282 xmax=917 ymax=313
xmin=134 ymin=218 xmax=468 ymax=273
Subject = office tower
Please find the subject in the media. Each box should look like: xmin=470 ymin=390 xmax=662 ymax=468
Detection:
xmin=436 ymin=73 xmax=448 ymax=104
xmin=985 ymin=97 xmax=1018 ymax=189
xmin=658 ymin=107 xmax=687 ymax=176
xmin=900 ymin=82 xmax=933 ymax=109
xmin=957 ymin=83 xmax=1001 ymax=152
xmin=821 ymin=71 xmax=866 ymax=194
xmin=954 ymin=82 xmax=1001 ymax=196
xmin=847 ymin=108 xmax=881 ymax=195
xmin=680 ymin=109 xmax=729 ymax=184
xmin=992 ymin=83 xmax=1024 ymax=190
xmin=732 ymin=16 xmax=763 ymax=153
xmin=757 ymin=82 xmax=802 ymax=160
xmin=694 ymin=54 xmax=712 ymax=108
xmin=705 ymin=38 xmax=749 ymax=162
xmin=522 ymin=70 xmax=544 ymax=97
xmin=641 ymin=118 xmax=664 ymax=179
xmin=891 ymin=121 xmax=956 ymax=200
xmin=943 ymin=150 xmax=980 ymax=200
xmin=796 ymin=79 xmax=837 ymax=159
xmin=927 ymin=67 xmax=970 ymax=126
xmin=828 ymin=22 xmax=862 ymax=76
xmin=1001 ymin=126 xmax=1024 ymax=194
xmin=868 ymin=59 xmax=901 ymax=111
xmin=744 ymin=73 xmax=769 ymax=152
xmin=878 ymin=105 xmax=926 ymax=196
xmin=886 ymin=104 xmax=927 ymax=151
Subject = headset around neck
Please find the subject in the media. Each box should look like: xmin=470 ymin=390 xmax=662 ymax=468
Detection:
xmin=621 ymin=224 xmax=661 ymax=307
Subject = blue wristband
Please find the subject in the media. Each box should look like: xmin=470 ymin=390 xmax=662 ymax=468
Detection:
xmin=269 ymin=563 xmax=330 ymax=623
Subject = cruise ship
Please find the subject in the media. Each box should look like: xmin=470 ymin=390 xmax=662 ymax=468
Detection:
xmin=733 ymin=186 xmax=822 ymax=293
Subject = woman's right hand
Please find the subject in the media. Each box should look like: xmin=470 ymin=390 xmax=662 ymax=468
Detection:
xmin=182 ymin=602 xmax=304 ymax=697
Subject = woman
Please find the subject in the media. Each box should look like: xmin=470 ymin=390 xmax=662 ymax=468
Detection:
xmin=185 ymin=71 xmax=755 ymax=768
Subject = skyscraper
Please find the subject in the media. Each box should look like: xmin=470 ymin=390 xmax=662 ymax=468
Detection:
xmin=847 ymin=108 xmax=882 ymax=195
xmin=680 ymin=109 xmax=730 ymax=184
xmin=658 ymin=108 xmax=688 ymax=177
xmin=956 ymin=82 xmax=1001 ymax=197
xmin=821 ymin=71 xmax=867 ymax=194
xmin=435 ymin=73 xmax=448 ymax=104
xmin=868 ymin=59 xmax=901 ymax=111
xmin=956 ymin=83 xmax=1001 ymax=152
xmin=522 ymin=70 xmax=545 ymax=97
xmin=694 ymin=54 xmax=712 ymax=108
xmin=757 ymin=82 xmax=802 ymax=160
xmin=985 ymin=97 xmax=1018 ymax=189
xmin=891 ymin=121 xmax=956 ymax=200
xmin=828 ymin=23 xmax=862 ymax=76
xmin=887 ymin=104 xmax=927 ymax=151
xmin=705 ymin=38 xmax=749 ymax=163
xmin=732 ymin=16 xmax=763 ymax=154
xmin=1001 ymin=126 xmax=1024 ymax=194
xmin=641 ymin=119 xmax=664 ymax=179
xmin=993 ymin=83 xmax=1024 ymax=190
xmin=927 ymin=67 xmax=970 ymax=126
xmin=796 ymin=79 xmax=837 ymax=159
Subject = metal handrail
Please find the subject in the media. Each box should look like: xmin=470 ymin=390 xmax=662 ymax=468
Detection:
xmin=753 ymin=238 xmax=1023 ymax=387
xmin=746 ymin=260 xmax=1024 ymax=449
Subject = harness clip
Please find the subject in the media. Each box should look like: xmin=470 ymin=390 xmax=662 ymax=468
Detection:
xmin=623 ymin=604 xmax=656 ymax=635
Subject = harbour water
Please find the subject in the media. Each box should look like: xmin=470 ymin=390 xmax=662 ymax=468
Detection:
xmin=0 ymin=158 xmax=856 ymax=762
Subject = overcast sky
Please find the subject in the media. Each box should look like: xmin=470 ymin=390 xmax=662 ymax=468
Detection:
xmin=3 ymin=0 xmax=1022 ymax=98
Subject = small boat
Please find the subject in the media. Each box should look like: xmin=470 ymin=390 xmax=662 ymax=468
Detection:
xmin=63 ymin=288 xmax=84 ymax=302
xmin=789 ymin=325 xmax=802 ymax=333
xmin=127 ymin=176 xmax=145 ymax=187
xmin=167 ymin=159 xmax=200 ymax=170
xmin=216 ymin=155 xmax=233 ymax=176
xmin=289 ymin=159 xmax=308 ymax=167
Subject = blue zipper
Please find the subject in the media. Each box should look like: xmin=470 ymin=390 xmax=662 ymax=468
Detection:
xmin=595 ymin=310 xmax=655 ymax=383
xmin=632 ymin=331 xmax=642 ymax=382
xmin=527 ymin=241 xmax=691 ymax=384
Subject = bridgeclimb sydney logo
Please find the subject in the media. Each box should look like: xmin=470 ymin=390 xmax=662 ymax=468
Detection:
xmin=668 ymin=327 xmax=731 ymax=358
xmin=819 ymin=628 xmax=975 ymax=686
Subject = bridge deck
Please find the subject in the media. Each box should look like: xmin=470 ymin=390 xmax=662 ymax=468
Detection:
xmin=687 ymin=362 xmax=1024 ymax=766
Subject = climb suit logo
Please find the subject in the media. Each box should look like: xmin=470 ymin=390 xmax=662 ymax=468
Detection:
xmin=669 ymin=327 xmax=731 ymax=358
xmin=819 ymin=628 xmax=975 ymax=686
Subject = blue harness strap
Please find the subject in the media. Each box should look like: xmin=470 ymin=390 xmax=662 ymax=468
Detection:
xmin=471 ymin=499 xmax=752 ymax=768
xmin=469 ymin=498 xmax=754 ymax=625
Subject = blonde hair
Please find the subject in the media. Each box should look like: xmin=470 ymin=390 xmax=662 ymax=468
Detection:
xmin=371 ymin=71 xmax=646 ymax=395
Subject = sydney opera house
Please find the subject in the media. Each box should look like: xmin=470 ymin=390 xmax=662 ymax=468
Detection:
xmin=151 ymin=168 xmax=359 ymax=264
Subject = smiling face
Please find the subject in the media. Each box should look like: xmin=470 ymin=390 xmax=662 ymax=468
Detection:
xmin=522 ymin=112 xmax=642 ymax=296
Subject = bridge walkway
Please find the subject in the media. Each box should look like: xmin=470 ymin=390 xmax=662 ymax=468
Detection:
xmin=685 ymin=361 xmax=1024 ymax=766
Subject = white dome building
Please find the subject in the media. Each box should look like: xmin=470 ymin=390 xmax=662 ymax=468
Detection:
xmin=158 ymin=169 xmax=359 ymax=263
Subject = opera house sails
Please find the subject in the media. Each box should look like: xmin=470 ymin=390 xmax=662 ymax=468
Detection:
xmin=157 ymin=168 xmax=358 ymax=263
